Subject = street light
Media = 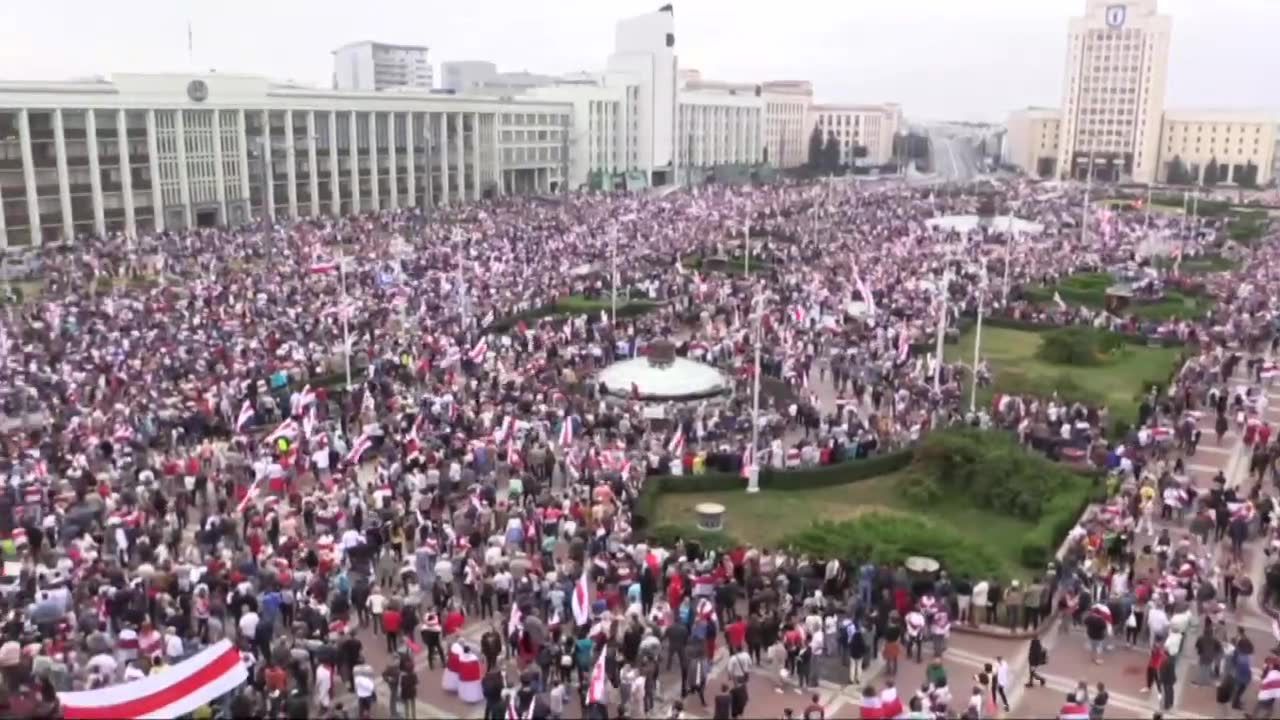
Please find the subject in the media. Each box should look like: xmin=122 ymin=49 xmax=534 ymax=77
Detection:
xmin=746 ymin=293 xmax=765 ymax=493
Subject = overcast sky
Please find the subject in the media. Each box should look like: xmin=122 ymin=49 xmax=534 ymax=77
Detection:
xmin=1 ymin=0 xmax=1276 ymax=122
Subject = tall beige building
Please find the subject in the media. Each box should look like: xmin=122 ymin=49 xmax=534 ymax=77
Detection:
xmin=1057 ymin=0 xmax=1171 ymax=183
xmin=1004 ymin=108 xmax=1062 ymax=177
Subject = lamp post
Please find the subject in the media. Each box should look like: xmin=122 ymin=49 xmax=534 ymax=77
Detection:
xmin=747 ymin=295 xmax=764 ymax=493
xmin=338 ymin=247 xmax=352 ymax=390
xmin=970 ymin=269 xmax=988 ymax=414
xmin=932 ymin=267 xmax=952 ymax=394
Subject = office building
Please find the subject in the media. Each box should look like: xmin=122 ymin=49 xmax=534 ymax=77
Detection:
xmin=1057 ymin=0 xmax=1171 ymax=183
xmin=1157 ymin=109 xmax=1277 ymax=186
xmin=810 ymin=103 xmax=903 ymax=166
xmin=0 ymin=73 xmax=569 ymax=246
xmin=606 ymin=7 xmax=677 ymax=186
xmin=333 ymin=41 xmax=434 ymax=92
xmin=1003 ymin=107 xmax=1063 ymax=177
xmin=761 ymin=81 xmax=813 ymax=168
xmin=675 ymin=74 xmax=765 ymax=175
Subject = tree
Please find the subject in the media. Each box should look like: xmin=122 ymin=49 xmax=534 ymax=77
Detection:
xmin=1203 ymin=157 xmax=1219 ymax=186
xmin=1239 ymin=161 xmax=1259 ymax=188
xmin=823 ymin=132 xmax=841 ymax=172
xmin=1165 ymin=155 xmax=1190 ymax=185
xmin=807 ymin=126 xmax=823 ymax=168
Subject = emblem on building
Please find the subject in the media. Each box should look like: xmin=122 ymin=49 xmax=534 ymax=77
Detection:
xmin=187 ymin=79 xmax=209 ymax=102
xmin=1105 ymin=4 xmax=1127 ymax=28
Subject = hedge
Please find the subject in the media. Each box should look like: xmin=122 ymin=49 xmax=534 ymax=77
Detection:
xmin=488 ymin=296 xmax=664 ymax=333
xmin=635 ymin=449 xmax=913 ymax=537
xmin=1018 ymin=479 xmax=1105 ymax=567
xmin=969 ymin=314 xmax=1187 ymax=349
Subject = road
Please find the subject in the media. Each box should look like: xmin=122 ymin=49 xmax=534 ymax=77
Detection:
xmin=929 ymin=133 xmax=983 ymax=183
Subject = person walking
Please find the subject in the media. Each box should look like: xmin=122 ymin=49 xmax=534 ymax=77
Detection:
xmin=993 ymin=656 xmax=1011 ymax=713
xmin=1025 ymin=637 xmax=1048 ymax=688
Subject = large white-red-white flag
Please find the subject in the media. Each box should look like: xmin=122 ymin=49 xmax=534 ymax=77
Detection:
xmin=585 ymin=649 xmax=608 ymax=705
xmin=58 ymin=639 xmax=247 ymax=719
xmin=235 ymin=400 xmax=254 ymax=433
xmin=667 ymin=425 xmax=685 ymax=456
xmin=571 ymin=564 xmax=591 ymax=626
xmin=346 ymin=433 xmax=373 ymax=465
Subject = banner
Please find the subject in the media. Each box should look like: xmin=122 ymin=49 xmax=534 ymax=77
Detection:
xmin=59 ymin=640 xmax=247 ymax=719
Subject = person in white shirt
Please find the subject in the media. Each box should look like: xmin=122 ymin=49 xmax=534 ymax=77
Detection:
xmin=238 ymin=609 xmax=259 ymax=641
xmin=994 ymin=656 xmax=1011 ymax=711
xmin=163 ymin=627 xmax=184 ymax=661
xmin=368 ymin=590 xmax=386 ymax=633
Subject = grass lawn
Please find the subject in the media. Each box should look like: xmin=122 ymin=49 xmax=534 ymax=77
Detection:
xmin=681 ymin=255 xmax=775 ymax=276
xmin=1150 ymin=254 xmax=1238 ymax=274
xmin=1024 ymin=271 xmax=1212 ymax=321
xmin=946 ymin=325 xmax=1182 ymax=423
xmin=654 ymin=471 xmax=1040 ymax=581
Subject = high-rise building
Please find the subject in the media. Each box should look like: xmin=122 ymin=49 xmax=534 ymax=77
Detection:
xmin=1057 ymin=0 xmax=1171 ymax=183
xmin=333 ymin=41 xmax=434 ymax=92
xmin=606 ymin=7 xmax=677 ymax=186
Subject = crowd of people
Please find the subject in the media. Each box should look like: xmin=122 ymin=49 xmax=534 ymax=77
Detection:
xmin=0 ymin=176 xmax=1276 ymax=720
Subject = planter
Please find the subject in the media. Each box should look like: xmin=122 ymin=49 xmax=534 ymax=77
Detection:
xmin=695 ymin=502 xmax=726 ymax=532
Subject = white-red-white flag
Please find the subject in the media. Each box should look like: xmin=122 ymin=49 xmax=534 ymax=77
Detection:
xmin=571 ymin=564 xmax=591 ymax=626
xmin=236 ymin=400 xmax=254 ymax=433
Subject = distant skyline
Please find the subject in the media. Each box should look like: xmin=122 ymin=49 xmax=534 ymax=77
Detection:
xmin=1 ymin=0 xmax=1277 ymax=122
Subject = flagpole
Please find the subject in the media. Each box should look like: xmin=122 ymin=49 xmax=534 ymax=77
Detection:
xmin=1080 ymin=146 xmax=1094 ymax=246
xmin=1001 ymin=211 xmax=1013 ymax=307
xmin=747 ymin=296 xmax=762 ymax=494
xmin=744 ymin=213 xmax=751 ymax=277
xmin=610 ymin=230 xmax=618 ymax=325
xmin=970 ymin=274 xmax=985 ymax=414
xmin=933 ymin=269 xmax=950 ymax=394
xmin=339 ymin=248 xmax=352 ymax=390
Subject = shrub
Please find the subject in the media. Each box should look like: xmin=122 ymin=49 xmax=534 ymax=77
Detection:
xmin=646 ymin=524 xmax=741 ymax=554
xmin=1017 ymin=478 xmax=1100 ymax=568
xmin=780 ymin=513 xmax=1006 ymax=581
xmin=991 ymin=369 xmax=1106 ymax=409
xmin=1036 ymin=327 xmax=1124 ymax=366
xmin=909 ymin=428 xmax=1091 ymax=521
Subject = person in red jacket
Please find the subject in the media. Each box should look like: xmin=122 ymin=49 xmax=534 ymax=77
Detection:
xmin=725 ymin=618 xmax=748 ymax=653
xmin=382 ymin=605 xmax=403 ymax=654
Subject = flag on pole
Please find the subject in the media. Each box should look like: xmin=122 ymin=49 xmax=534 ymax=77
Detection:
xmin=896 ymin=324 xmax=911 ymax=363
xmin=571 ymin=564 xmax=591 ymax=626
xmin=667 ymin=424 xmax=685 ymax=456
xmin=346 ymin=433 xmax=373 ymax=465
xmin=585 ymin=650 xmax=608 ymax=705
xmin=852 ymin=262 xmax=876 ymax=314
xmin=309 ymin=260 xmax=339 ymax=275
xmin=558 ymin=415 xmax=574 ymax=447
xmin=468 ymin=340 xmax=489 ymax=364
xmin=1053 ymin=291 xmax=1067 ymax=310
xmin=263 ymin=419 xmax=298 ymax=445
xmin=235 ymin=400 xmax=254 ymax=433
xmin=236 ymin=477 xmax=262 ymax=514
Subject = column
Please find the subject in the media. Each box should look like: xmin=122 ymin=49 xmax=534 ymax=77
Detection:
xmin=236 ymin=110 xmax=251 ymax=220
xmin=439 ymin=112 xmax=450 ymax=206
xmin=52 ymin=109 xmax=73 ymax=241
xmin=404 ymin=113 xmax=415 ymax=209
xmin=284 ymin=109 xmax=297 ymax=219
xmin=423 ymin=113 xmax=434 ymax=208
xmin=471 ymin=111 xmax=481 ymax=200
xmin=367 ymin=111 xmax=379 ymax=211
xmin=328 ymin=111 xmax=340 ymax=214
xmin=306 ymin=112 xmax=319 ymax=218
xmin=85 ymin=109 xmax=106 ymax=236
xmin=261 ymin=110 xmax=274 ymax=219
xmin=211 ymin=110 xmax=227 ymax=224
xmin=490 ymin=112 xmax=500 ymax=196
xmin=18 ymin=110 xmax=39 ymax=244
xmin=116 ymin=110 xmax=135 ymax=236
xmin=174 ymin=110 xmax=192 ymax=228
xmin=145 ymin=110 xmax=164 ymax=231
xmin=0 ymin=169 xmax=5 ymax=247
xmin=348 ymin=111 xmax=360 ymax=213
xmin=387 ymin=112 xmax=398 ymax=210
xmin=454 ymin=113 xmax=465 ymax=203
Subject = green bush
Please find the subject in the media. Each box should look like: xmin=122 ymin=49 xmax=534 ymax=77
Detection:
xmin=1036 ymin=327 xmax=1125 ymax=366
xmin=780 ymin=514 xmax=1006 ymax=581
xmin=990 ymin=369 xmax=1107 ymax=409
xmin=488 ymin=296 xmax=663 ymax=332
xmin=1017 ymin=479 xmax=1101 ymax=568
xmin=908 ymin=428 xmax=1092 ymax=521
xmin=761 ymin=450 xmax=912 ymax=490
xmin=647 ymin=524 xmax=742 ymax=553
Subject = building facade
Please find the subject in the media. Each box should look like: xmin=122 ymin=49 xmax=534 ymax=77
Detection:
xmin=761 ymin=81 xmax=812 ymax=169
xmin=675 ymin=80 xmax=765 ymax=174
xmin=1057 ymin=0 xmax=1171 ymax=183
xmin=606 ymin=8 xmax=677 ymax=186
xmin=0 ymin=73 xmax=569 ymax=246
xmin=333 ymin=42 xmax=434 ymax=92
xmin=1003 ymin=107 xmax=1062 ymax=177
xmin=810 ymin=103 xmax=902 ymax=166
xmin=1156 ymin=110 xmax=1277 ymax=186
xmin=524 ymin=81 xmax=631 ymax=190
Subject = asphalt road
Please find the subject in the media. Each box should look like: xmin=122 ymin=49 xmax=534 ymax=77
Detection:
xmin=928 ymin=134 xmax=982 ymax=183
